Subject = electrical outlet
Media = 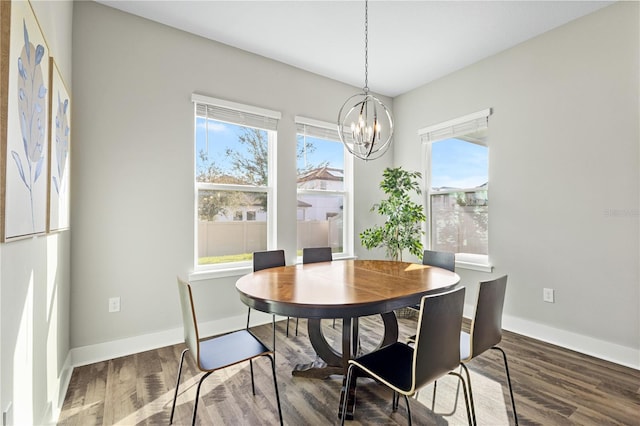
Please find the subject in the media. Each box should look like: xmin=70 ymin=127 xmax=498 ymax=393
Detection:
xmin=543 ymin=288 xmax=555 ymax=303
xmin=108 ymin=297 xmax=121 ymax=312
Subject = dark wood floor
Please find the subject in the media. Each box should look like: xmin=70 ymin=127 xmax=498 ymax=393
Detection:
xmin=58 ymin=315 xmax=640 ymax=425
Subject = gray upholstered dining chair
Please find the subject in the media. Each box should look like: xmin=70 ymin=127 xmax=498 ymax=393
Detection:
xmin=435 ymin=274 xmax=518 ymax=425
xmin=422 ymin=249 xmax=455 ymax=271
xmin=250 ymin=249 xmax=285 ymax=341
xmin=171 ymin=277 xmax=283 ymax=426
xmin=408 ymin=249 xmax=456 ymax=336
xmin=253 ymin=249 xmax=286 ymax=273
xmin=340 ymin=286 xmax=472 ymax=426
xmin=302 ymin=246 xmax=332 ymax=264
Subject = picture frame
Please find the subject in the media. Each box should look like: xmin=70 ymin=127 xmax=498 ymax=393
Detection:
xmin=47 ymin=58 xmax=70 ymax=233
xmin=0 ymin=0 xmax=50 ymax=241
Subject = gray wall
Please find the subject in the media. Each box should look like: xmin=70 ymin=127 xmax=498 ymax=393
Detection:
xmin=0 ymin=2 xmax=73 ymax=425
xmin=70 ymin=1 xmax=392 ymax=352
xmin=394 ymin=2 xmax=639 ymax=360
xmin=1 ymin=1 xmax=637 ymax=424
xmin=71 ymin=1 xmax=639 ymax=366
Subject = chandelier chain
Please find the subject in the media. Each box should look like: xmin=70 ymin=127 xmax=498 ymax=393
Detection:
xmin=337 ymin=0 xmax=393 ymax=161
xmin=364 ymin=0 xmax=369 ymax=93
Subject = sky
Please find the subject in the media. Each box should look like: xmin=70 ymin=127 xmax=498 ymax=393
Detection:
xmin=431 ymin=138 xmax=488 ymax=189
xmin=196 ymin=117 xmax=344 ymax=177
xmin=197 ymin=118 xmax=487 ymax=189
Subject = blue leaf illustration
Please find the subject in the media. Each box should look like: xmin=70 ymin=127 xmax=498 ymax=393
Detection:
xmin=11 ymin=151 xmax=28 ymax=187
xmin=34 ymin=157 xmax=44 ymax=182
xmin=20 ymin=113 xmax=28 ymax=155
xmin=18 ymin=88 xmax=24 ymax=101
xmin=23 ymin=20 xmax=30 ymax=62
xmin=35 ymin=45 xmax=44 ymax=65
xmin=63 ymin=99 xmax=68 ymax=114
xmin=38 ymin=83 xmax=46 ymax=99
xmin=17 ymin=57 xmax=26 ymax=79
xmin=53 ymin=176 xmax=59 ymax=195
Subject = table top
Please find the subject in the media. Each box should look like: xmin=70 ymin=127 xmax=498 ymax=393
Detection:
xmin=236 ymin=259 xmax=460 ymax=318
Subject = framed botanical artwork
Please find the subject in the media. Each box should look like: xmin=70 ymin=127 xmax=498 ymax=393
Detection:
xmin=0 ymin=0 xmax=50 ymax=241
xmin=47 ymin=58 xmax=70 ymax=233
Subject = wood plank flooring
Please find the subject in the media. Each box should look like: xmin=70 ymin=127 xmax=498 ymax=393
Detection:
xmin=58 ymin=315 xmax=640 ymax=425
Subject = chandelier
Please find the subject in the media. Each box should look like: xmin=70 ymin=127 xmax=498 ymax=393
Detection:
xmin=338 ymin=0 xmax=393 ymax=161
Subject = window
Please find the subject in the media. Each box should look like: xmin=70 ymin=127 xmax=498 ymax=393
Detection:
xmin=419 ymin=109 xmax=492 ymax=271
xmin=295 ymin=116 xmax=353 ymax=258
xmin=193 ymin=94 xmax=280 ymax=269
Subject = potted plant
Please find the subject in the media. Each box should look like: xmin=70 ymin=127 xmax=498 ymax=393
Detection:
xmin=360 ymin=167 xmax=426 ymax=261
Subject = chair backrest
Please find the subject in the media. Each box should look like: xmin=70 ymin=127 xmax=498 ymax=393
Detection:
xmin=302 ymin=247 xmax=332 ymax=264
xmin=412 ymin=286 xmax=466 ymax=391
xmin=470 ymin=275 xmax=508 ymax=356
xmin=422 ymin=249 xmax=455 ymax=272
xmin=177 ymin=277 xmax=202 ymax=368
xmin=253 ymin=249 xmax=286 ymax=272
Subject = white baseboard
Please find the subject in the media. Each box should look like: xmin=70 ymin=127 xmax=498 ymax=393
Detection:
xmin=41 ymin=351 xmax=74 ymax=425
xmin=69 ymin=307 xmax=638 ymax=373
xmin=464 ymin=303 xmax=640 ymax=370
xmin=69 ymin=311 xmax=278 ymax=368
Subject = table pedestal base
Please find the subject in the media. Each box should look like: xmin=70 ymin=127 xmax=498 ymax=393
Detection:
xmin=299 ymin=313 xmax=398 ymax=420
xmin=291 ymin=360 xmax=342 ymax=379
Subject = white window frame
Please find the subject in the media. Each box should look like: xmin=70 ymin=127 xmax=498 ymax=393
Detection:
xmin=419 ymin=108 xmax=492 ymax=272
xmin=191 ymin=94 xmax=280 ymax=279
xmin=295 ymin=116 xmax=354 ymax=261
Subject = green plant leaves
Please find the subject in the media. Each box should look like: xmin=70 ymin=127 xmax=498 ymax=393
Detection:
xmin=360 ymin=167 xmax=426 ymax=261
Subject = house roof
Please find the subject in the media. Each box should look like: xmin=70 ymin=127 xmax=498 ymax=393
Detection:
xmin=297 ymin=166 xmax=344 ymax=183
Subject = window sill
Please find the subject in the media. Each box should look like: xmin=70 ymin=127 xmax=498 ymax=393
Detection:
xmin=189 ymin=265 xmax=252 ymax=281
xmin=455 ymin=253 xmax=493 ymax=273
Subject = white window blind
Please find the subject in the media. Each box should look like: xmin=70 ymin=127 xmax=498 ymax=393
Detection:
xmin=192 ymin=93 xmax=280 ymax=131
xmin=418 ymin=108 xmax=492 ymax=143
xmin=295 ymin=115 xmax=354 ymax=143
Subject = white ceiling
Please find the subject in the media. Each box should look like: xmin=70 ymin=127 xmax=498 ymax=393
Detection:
xmin=95 ymin=0 xmax=612 ymax=97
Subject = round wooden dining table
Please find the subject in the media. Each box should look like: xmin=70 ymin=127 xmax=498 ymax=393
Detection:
xmin=236 ymin=259 xmax=461 ymax=419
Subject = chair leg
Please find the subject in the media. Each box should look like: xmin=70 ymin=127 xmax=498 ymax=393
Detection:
xmin=492 ymin=346 xmax=518 ymax=425
xmin=266 ymin=354 xmax=284 ymax=426
xmin=431 ymin=380 xmax=437 ymax=411
xmin=340 ymin=364 xmax=356 ymax=425
xmin=286 ymin=317 xmax=290 ymax=337
xmin=449 ymin=371 xmax=474 ymax=426
xmin=460 ymin=363 xmax=477 ymax=425
xmin=295 ymin=318 xmax=299 ymax=336
xmin=403 ymin=394 xmax=412 ymax=426
xmin=272 ymin=314 xmax=277 ymax=362
xmin=392 ymin=391 xmax=399 ymax=411
xmin=191 ymin=371 xmax=213 ymax=426
xmin=432 ymin=366 xmax=462 ymax=416
xmin=250 ymin=360 xmax=256 ymax=395
xmin=246 ymin=307 xmax=251 ymax=329
xmin=169 ymin=348 xmax=188 ymax=424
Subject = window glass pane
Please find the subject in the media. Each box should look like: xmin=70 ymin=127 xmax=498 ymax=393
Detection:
xmin=297 ymin=135 xmax=344 ymax=191
xmin=196 ymin=117 xmax=269 ymax=186
xmin=431 ymin=190 xmax=488 ymax=255
xmin=296 ymin=193 xmax=344 ymax=253
xmin=431 ymin=137 xmax=487 ymax=190
xmin=430 ymin=135 xmax=488 ymax=256
xmin=197 ymin=189 xmax=267 ymax=265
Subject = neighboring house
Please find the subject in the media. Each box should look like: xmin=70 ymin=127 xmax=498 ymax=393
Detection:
xmin=297 ymin=166 xmax=344 ymax=190
xmin=297 ymin=166 xmax=344 ymax=221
